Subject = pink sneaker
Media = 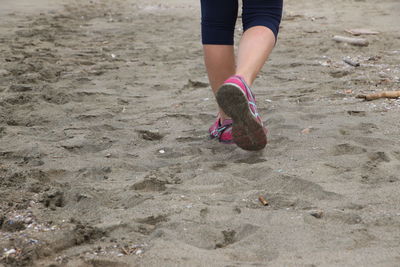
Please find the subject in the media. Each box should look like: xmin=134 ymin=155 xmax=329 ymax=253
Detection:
xmin=215 ymin=75 xmax=267 ymax=151
xmin=209 ymin=115 xmax=234 ymax=144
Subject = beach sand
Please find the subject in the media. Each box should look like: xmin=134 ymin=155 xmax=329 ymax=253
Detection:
xmin=1 ymin=0 xmax=400 ymax=266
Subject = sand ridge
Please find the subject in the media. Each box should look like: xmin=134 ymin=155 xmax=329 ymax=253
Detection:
xmin=0 ymin=0 xmax=400 ymax=266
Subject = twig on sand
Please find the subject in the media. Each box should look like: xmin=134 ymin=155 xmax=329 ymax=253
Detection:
xmin=345 ymin=28 xmax=379 ymax=36
xmin=343 ymin=58 xmax=360 ymax=67
xmin=121 ymin=247 xmax=130 ymax=255
xmin=357 ymin=91 xmax=400 ymax=101
xmin=333 ymin=35 xmax=369 ymax=46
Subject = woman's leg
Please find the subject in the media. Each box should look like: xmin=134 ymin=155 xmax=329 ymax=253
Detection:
xmin=235 ymin=26 xmax=275 ymax=86
xmin=201 ymin=0 xmax=239 ymax=121
xmin=236 ymin=0 xmax=283 ymax=86
xmin=203 ymin=46 xmax=235 ymax=97
xmin=203 ymin=45 xmax=235 ymax=121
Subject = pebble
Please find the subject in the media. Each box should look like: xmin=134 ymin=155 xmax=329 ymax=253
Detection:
xmin=4 ymin=248 xmax=16 ymax=256
xmin=28 ymin=239 xmax=39 ymax=244
xmin=310 ymin=210 xmax=324 ymax=219
xmin=0 ymin=69 xmax=9 ymax=77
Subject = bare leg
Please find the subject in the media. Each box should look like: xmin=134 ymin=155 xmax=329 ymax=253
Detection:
xmin=203 ymin=45 xmax=235 ymax=121
xmin=236 ymin=26 xmax=276 ymax=86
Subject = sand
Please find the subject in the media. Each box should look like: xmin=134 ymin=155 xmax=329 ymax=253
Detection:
xmin=1 ymin=0 xmax=400 ymax=266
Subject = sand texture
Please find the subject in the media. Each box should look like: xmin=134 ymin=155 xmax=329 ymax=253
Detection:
xmin=1 ymin=0 xmax=400 ymax=266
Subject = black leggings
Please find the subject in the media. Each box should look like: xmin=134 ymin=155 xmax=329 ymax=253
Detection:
xmin=201 ymin=0 xmax=283 ymax=45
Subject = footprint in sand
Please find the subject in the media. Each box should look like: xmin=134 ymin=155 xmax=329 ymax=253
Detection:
xmin=3 ymin=94 xmax=34 ymax=105
xmin=131 ymin=178 xmax=169 ymax=192
xmin=262 ymin=174 xmax=339 ymax=201
xmin=367 ymin=151 xmax=391 ymax=163
xmin=331 ymin=143 xmax=367 ymax=156
xmin=41 ymin=189 xmax=66 ymax=210
xmin=361 ymin=152 xmax=397 ymax=184
xmin=338 ymin=122 xmax=378 ymax=136
xmin=60 ymin=135 xmax=113 ymax=154
xmin=305 ymin=210 xmax=362 ymax=225
xmin=167 ymin=222 xmax=260 ymax=251
xmin=137 ymin=129 xmax=164 ymax=141
xmin=41 ymin=91 xmax=71 ymax=105
xmin=77 ymin=166 xmax=112 ymax=182
xmin=0 ymin=148 xmax=45 ymax=166
xmin=357 ymin=122 xmax=378 ymax=134
xmin=351 ymin=136 xmax=393 ymax=148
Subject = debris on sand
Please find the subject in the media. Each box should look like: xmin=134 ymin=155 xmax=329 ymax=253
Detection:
xmin=137 ymin=130 xmax=164 ymax=141
xmin=343 ymin=58 xmax=360 ymax=67
xmin=310 ymin=210 xmax=324 ymax=219
xmin=186 ymin=79 xmax=209 ymax=88
xmin=345 ymin=28 xmax=379 ymax=36
xmin=333 ymin=35 xmax=369 ymax=46
xmin=258 ymin=196 xmax=269 ymax=206
xmin=357 ymin=91 xmax=400 ymax=101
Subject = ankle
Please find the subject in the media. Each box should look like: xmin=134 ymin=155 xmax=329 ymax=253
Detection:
xmin=234 ymin=73 xmax=253 ymax=86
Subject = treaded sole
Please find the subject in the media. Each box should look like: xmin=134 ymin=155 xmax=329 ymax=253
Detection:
xmin=216 ymin=83 xmax=267 ymax=151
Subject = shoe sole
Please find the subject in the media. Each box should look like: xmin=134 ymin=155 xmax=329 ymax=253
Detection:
xmin=216 ymin=83 xmax=267 ymax=151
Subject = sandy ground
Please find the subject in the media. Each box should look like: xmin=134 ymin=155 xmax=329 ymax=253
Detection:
xmin=1 ymin=0 xmax=400 ymax=266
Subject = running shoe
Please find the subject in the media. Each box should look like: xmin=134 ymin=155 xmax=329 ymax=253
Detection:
xmin=209 ymin=115 xmax=234 ymax=144
xmin=215 ymin=75 xmax=267 ymax=151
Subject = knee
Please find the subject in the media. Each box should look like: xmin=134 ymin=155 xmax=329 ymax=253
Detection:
xmin=242 ymin=0 xmax=283 ymax=39
xmin=201 ymin=20 xmax=237 ymax=45
xmin=201 ymin=0 xmax=238 ymax=45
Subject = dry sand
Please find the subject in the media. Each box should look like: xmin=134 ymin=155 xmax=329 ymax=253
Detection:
xmin=1 ymin=0 xmax=400 ymax=266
